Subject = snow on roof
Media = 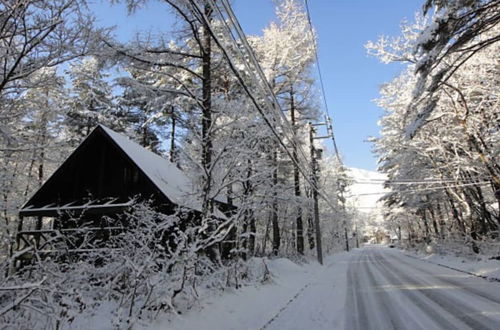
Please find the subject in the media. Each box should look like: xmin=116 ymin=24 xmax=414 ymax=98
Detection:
xmin=101 ymin=126 xmax=194 ymax=205
xmin=100 ymin=125 xmax=226 ymax=218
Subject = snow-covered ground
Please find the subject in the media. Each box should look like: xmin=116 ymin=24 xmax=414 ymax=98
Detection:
xmin=146 ymin=253 xmax=351 ymax=330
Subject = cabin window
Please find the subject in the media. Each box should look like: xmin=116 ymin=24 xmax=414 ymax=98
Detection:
xmin=42 ymin=217 xmax=55 ymax=230
xmin=123 ymin=167 xmax=129 ymax=183
xmin=123 ymin=167 xmax=139 ymax=184
xmin=22 ymin=217 xmax=53 ymax=231
xmin=23 ymin=218 xmax=37 ymax=231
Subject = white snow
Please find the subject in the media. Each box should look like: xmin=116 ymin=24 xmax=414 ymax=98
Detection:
xmin=344 ymin=246 xmax=500 ymax=329
xmin=55 ymin=247 xmax=500 ymax=329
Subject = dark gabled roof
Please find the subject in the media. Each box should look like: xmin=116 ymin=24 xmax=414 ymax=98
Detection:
xmin=98 ymin=125 xmax=198 ymax=207
xmin=20 ymin=125 xmax=227 ymax=218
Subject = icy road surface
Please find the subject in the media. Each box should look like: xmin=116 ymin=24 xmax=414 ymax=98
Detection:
xmin=346 ymin=247 xmax=500 ymax=330
xmin=154 ymin=247 xmax=500 ymax=330
xmin=266 ymin=247 xmax=500 ymax=330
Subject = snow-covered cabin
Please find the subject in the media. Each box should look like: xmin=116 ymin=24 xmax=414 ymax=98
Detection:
xmin=16 ymin=125 xmax=234 ymax=255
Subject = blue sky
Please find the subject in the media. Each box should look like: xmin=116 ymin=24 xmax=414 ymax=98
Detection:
xmin=91 ymin=0 xmax=422 ymax=171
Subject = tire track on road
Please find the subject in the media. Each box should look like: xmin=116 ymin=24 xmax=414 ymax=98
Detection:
xmin=364 ymin=250 xmax=442 ymax=330
xmin=370 ymin=251 xmax=466 ymax=330
xmin=392 ymin=252 xmax=500 ymax=304
xmin=345 ymin=250 xmax=370 ymax=330
xmin=377 ymin=250 xmax=499 ymax=330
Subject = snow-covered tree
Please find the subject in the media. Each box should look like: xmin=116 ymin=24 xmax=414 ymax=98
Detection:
xmin=368 ymin=14 xmax=499 ymax=252
xmin=0 ymin=67 xmax=69 ymax=258
xmin=250 ymin=0 xmax=319 ymax=255
xmin=0 ymin=0 xmax=104 ymax=145
xmin=66 ymin=57 xmax=126 ymax=144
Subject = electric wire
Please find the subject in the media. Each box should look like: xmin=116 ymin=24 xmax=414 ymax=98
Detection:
xmin=353 ymin=179 xmax=493 ymax=185
xmin=304 ymin=0 xmax=341 ymax=163
xmin=352 ymin=177 xmax=491 ymax=182
xmin=345 ymin=181 xmax=491 ymax=198
xmin=206 ymin=0 xmax=311 ymax=176
xmin=190 ymin=0 xmax=340 ymax=213
xmin=208 ymin=0 xmax=316 ymax=180
xmin=189 ymin=0 xmax=311 ymax=180
xmin=216 ymin=0 xmax=313 ymax=169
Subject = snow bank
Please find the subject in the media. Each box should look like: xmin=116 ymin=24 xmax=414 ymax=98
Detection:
xmin=266 ymin=257 xmax=303 ymax=274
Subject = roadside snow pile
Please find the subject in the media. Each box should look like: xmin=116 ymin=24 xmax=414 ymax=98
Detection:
xmin=243 ymin=257 xmax=303 ymax=285
xmin=404 ymin=249 xmax=500 ymax=282
xmin=265 ymin=257 xmax=304 ymax=279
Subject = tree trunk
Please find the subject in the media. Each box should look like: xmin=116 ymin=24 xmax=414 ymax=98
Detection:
xmin=427 ymin=206 xmax=440 ymax=239
xmin=272 ymin=149 xmax=280 ymax=255
xmin=201 ymin=2 xmax=213 ymax=215
xmin=306 ymin=187 xmax=315 ymax=250
xmin=170 ymin=112 xmax=177 ymax=163
xmin=309 ymin=124 xmax=323 ymax=264
xmin=420 ymin=209 xmax=430 ymax=243
xmin=290 ymin=89 xmax=304 ymax=255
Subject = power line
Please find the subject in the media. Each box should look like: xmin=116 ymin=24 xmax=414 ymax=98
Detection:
xmin=189 ymin=1 xmax=311 ymax=185
xmin=349 ymin=176 xmax=494 ymax=185
xmin=352 ymin=179 xmax=492 ymax=185
xmin=216 ymin=0 xmax=312 ymax=168
xmin=208 ymin=0 xmax=316 ymax=178
xmin=192 ymin=0 xmax=341 ymax=215
xmin=304 ymin=0 xmax=341 ymax=163
xmin=345 ymin=181 xmax=491 ymax=197
xmin=352 ymin=177 xmax=490 ymax=182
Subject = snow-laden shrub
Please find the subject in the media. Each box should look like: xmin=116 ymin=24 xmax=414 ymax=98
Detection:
xmin=0 ymin=203 xmax=250 ymax=329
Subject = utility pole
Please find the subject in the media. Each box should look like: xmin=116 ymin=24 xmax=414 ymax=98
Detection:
xmin=309 ymin=123 xmax=324 ymax=265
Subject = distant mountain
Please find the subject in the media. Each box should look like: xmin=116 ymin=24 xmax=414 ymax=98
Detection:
xmin=345 ymin=167 xmax=387 ymax=215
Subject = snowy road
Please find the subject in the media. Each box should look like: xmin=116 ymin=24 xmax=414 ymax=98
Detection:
xmin=344 ymin=247 xmax=500 ymax=330
xmin=264 ymin=247 xmax=500 ymax=330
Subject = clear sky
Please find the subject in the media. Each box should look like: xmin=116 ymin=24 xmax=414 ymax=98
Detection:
xmin=91 ymin=0 xmax=423 ymax=171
